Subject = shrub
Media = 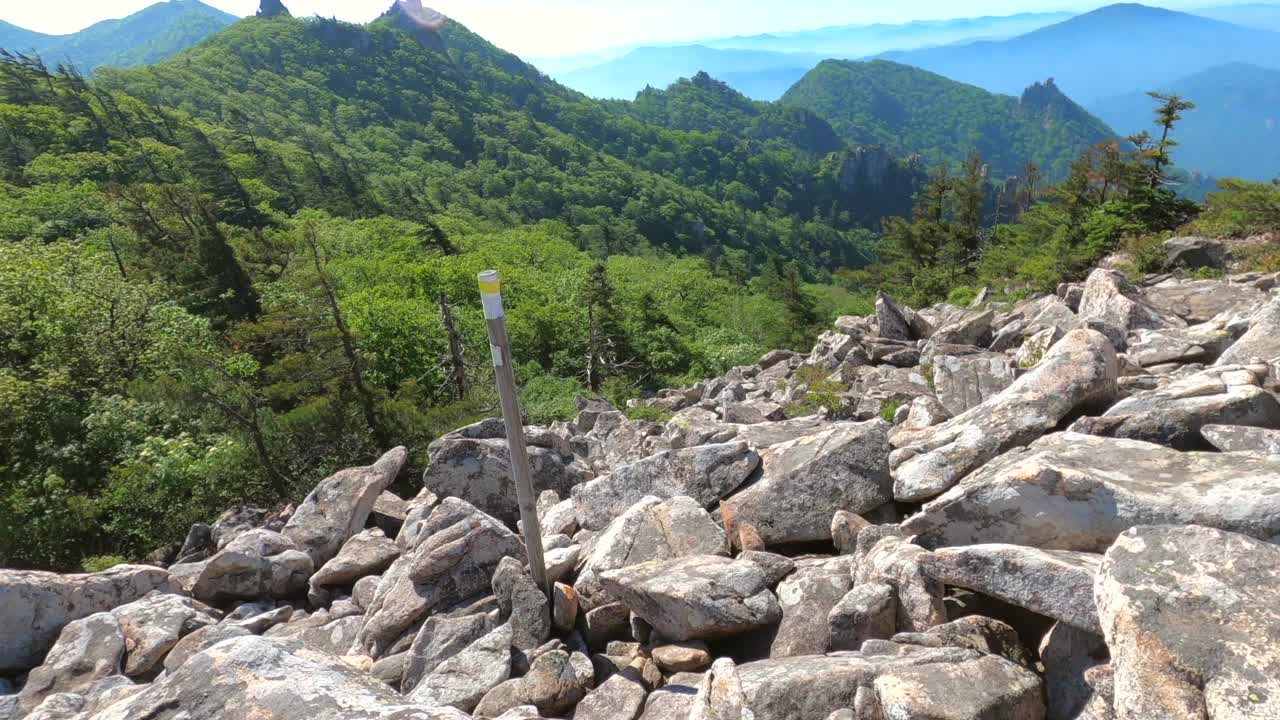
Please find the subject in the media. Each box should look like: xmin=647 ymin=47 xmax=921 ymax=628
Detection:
xmin=624 ymin=405 xmax=674 ymax=424
xmin=520 ymin=374 xmax=586 ymax=424
xmin=879 ymin=400 xmax=903 ymax=424
xmin=1186 ymin=179 xmax=1280 ymax=237
xmin=81 ymin=555 xmax=128 ymax=573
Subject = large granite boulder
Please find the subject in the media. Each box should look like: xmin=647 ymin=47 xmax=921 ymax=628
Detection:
xmin=111 ymin=592 xmax=218 ymax=676
xmin=890 ymin=328 xmax=1118 ymax=502
xmin=407 ymin=623 xmax=513 ymax=712
xmin=932 ymin=352 xmax=1017 ymax=416
xmin=422 ymin=423 xmax=593 ymax=524
xmin=309 ymin=527 xmax=400 ymax=589
xmin=855 ymin=535 xmax=945 ymax=633
xmin=473 ymin=649 xmax=595 ymax=718
xmin=85 ymin=636 xmax=470 ymax=720
xmin=186 ymin=529 xmax=313 ymax=604
xmin=1163 ymin=236 xmax=1227 ymax=269
xmin=1217 ymin=296 xmax=1280 ymax=367
xmin=1095 ymin=525 xmax=1280 ymax=719
xmin=575 ymin=495 xmax=728 ymax=610
xmin=721 ymin=421 xmax=891 ymax=546
xmin=0 ymin=564 xmax=169 ymax=672
xmin=15 ymin=612 xmax=125 ymax=713
xmin=357 ymin=498 xmax=524 ymax=656
xmin=401 ymin=612 xmax=496 ymax=695
xmin=282 ymin=447 xmax=406 ymax=567
xmin=920 ymin=544 xmax=1102 ymax=633
xmin=571 ymin=443 xmax=759 ymax=530
xmin=736 ymin=648 xmax=1044 ymax=720
xmin=904 ymin=432 xmax=1280 ymax=552
xmin=771 ymin=557 xmax=857 ymax=657
xmin=600 ymin=555 xmax=782 ymax=641
xmin=1144 ymin=277 xmax=1269 ymax=325
xmin=1201 ymin=423 xmax=1280 ymax=456
xmin=1077 ymin=269 xmax=1185 ymax=333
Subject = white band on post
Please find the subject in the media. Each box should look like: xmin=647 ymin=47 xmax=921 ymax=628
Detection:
xmin=478 ymin=269 xmax=505 ymax=319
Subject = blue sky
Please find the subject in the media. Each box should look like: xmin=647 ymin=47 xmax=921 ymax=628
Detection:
xmin=1 ymin=0 xmax=1240 ymax=55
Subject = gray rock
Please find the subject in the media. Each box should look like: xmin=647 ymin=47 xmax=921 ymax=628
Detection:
xmin=230 ymin=604 xmax=292 ymax=634
xmin=1040 ymin=622 xmax=1110 ymax=720
xmin=357 ymin=498 xmax=524 ymax=656
xmin=543 ymin=544 xmax=580 ymax=586
xmin=293 ymin=615 xmax=362 ymax=657
xmin=894 ymin=615 xmax=1029 ymax=667
xmin=903 ymin=432 xmax=1280 ymax=552
xmin=831 ymin=511 xmax=872 ymax=556
xmin=920 ymin=544 xmax=1103 ymax=633
xmin=932 ymin=352 xmax=1016 ymax=416
xmin=735 ymin=649 xmax=1043 ymax=720
xmin=209 ymin=506 xmax=270 ymax=550
xmin=875 ymin=292 xmax=913 ymax=342
xmin=539 ymin=497 xmax=579 ymax=538
xmin=771 ymin=557 xmax=857 ymax=657
xmin=86 ymin=636 xmax=471 ymax=720
xmin=0 ymin=564 xmax=169 ymax=672
xmin=1217 ymin=296 xmax=1280 ymax=367
xmin=310 ymin=527 xmax=399 ymax=589
xmin=408 ymin=623 xmax=513 ymax=712
xmin=582 ymin=603 xmax=632 ymax=650
xmin=739 ymin=551 xmax=796 ymax=588
xmin=473 ymin=649 xmax=595 ymax=718
xmin=1095 ymin=525 xmax=1280 ymax=719
xmin=282 ymin=447 xmax=406 ymax=568
xmin=111 ymin=592 xmax=217 ymax=676
xmin=828 ymin=582 xmax=896 ymax=652
xmin=855 ymin=536 xmax=945 ymax=633
xmin=370 ymin=491 xmax=409 ymax=537
xmin=493 ymin=557 xmax=551 ymax=651
xmin=1145 ymin=277 xmax=1269 ymax=325
xmin=689 ymin=658 xmax=750 ymax=720
xmin=600 ymin=555 xmax=781 ymax=642
xmin=575 ymin=496 xmax=728 ymax=610
xmin=639 ymin=672 xmax=702 ymax=720
xmin=23 ymin=692 xmax=84 ymax=720
xmin=930 ymin=310 xmax=994 ymax=347
xmin=1201 ymin=423 xmax=1280 ymax=455
xmin=572 ymin=443 xmax=759 ymax=531
xmin=188 ymin=529 xmax=313 ymax=604
xmin=16 ymin=612 xmax=124 ymax=713
xmin=423 ymin=425 xmax=593 ymax=524
xmin=371 ymin=651 xmax=408 ymax=689
xmin=722 ymin=399 xmax=786 ymax=425
xmin=1078 ymin=269 xmax=1185 ymax=333
xmin=574 ymin=664 xmax=649 ymax=720
xmin=721 ymin=421 xmax=892 ymax=546
xmin=162 ymin=624 xmax=252 ymax=673
xmin=401 ymin=612 xmax=495 ymax=695
xmin=1164 ymin=236 xmax=1226 ymax=270
xmin=889 ymin=329 xmax=1118 ymax=503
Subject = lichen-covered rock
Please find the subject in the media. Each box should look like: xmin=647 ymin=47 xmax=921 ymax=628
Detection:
xmin=889 ymin=329 xmax=1118 ymax=502
xmin=1217 ymin=296 xmax=1280 ymax=367
xmin=407 ymin=623 xmax=513 ymax=712
xmin=16 ymin=612 xmax=125 ymax=713
xmin=600 ymin=555 xmax=781 ymax=642
xmin=869 ymin=653 xmax=1045 ymax=720
xmin=903 ymin=432 xmax=1280 ymax=552
xmin=0 ymin=564 xmax=169 ymax=672
xmin=493 ymin=557 xmax=551 ymax=651
xmin=111 ymin=592 xmax=218 ymax=676
xmin=854 ymin=536 xmax=944 ymax=633
xmin=1095 ymin=525 xmax=1280 ymax=719
xmin=573 ymin=663 xmax=649 ymax=720
xmin=282 ymin=447 xmax=406 ymax=568
xmin=422 ymin=423 xmax=593 ymax=524
xmin=572 ymin=443 xmax=759 ymax=530
xmin=162 ymin=624 xmax=252 ymax=674
xmin=920 ymin=544 xmax=1102 ymax=633
xmin=1201 ymin=423 xmax=1280 ymax=456
xmin=310 ymin=527 xmax=399 ymax=589
xmin=721 ymin=421 xmax=892 ymax=546
xmin=473 ymin=648 xmax=595 ymax=718
xmin=357 ymin=498 xmax=524 ymax=656
xmin=400 ymin=612 xmax=495 ymax=695
xmin=575 ymin=495 xmax=728 ymax=610
xmin=188 ymin=529 xmax=313 ymax=604
xmin=86 ymin=636 xmax=470 ymax=720
xmin=1077 ymin=269 xmax=1185 ymax=333
xmin=932 ymin=352 xmax=1016 ymax=416
xmin=771 ymin=557 xmax=857 ymax=657
xmin=828 ymin=582 xmax=896 ymax=652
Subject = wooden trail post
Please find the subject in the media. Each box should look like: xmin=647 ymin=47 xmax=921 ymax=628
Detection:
xmin=478 ymin=270 xmax=550 ymax=596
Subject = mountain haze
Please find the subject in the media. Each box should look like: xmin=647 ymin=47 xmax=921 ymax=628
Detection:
xmin=555 ymin=45 xmax=826 ymax=100
xmin=879 ymin=3 xmax=1280 ymax=104
xmin=0 ymin=0 xmax=236 ymax=73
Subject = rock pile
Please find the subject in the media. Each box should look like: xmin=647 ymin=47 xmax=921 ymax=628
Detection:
xmin=2 ymin=267 xmax=1279 ymax=720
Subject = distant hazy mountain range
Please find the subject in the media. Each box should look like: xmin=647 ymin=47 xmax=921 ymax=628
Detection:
xmin=0 ymin=0 xmax=235 ymax=73
xmin=878 ymin=4 xmax=1280 ymax=105
xmin=1091 ymin=63 xmax=1280 ymax=181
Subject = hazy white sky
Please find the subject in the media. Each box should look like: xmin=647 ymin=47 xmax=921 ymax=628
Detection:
xmin=0 ymin=0 xmax=1226 ymax=56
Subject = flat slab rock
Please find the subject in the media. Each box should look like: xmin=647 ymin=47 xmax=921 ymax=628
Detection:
xmin=85 ymin=636 xmax=469 ymax=720
xmin=903 ymin=432 xmax=1280 ymax=552
xmin=737 ymin=648 xmax=1044 ymax=720
xmin=1096 ymin=525 xmax=1280 ymax=719
xmin=599 ymin=555 xmax=781 ymax=642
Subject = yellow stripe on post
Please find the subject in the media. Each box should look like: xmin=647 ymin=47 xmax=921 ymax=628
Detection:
xmin=478 ymin=270 xmax=505 ymax=320
xmin=478 ymin=279 xmax=500 ymax=295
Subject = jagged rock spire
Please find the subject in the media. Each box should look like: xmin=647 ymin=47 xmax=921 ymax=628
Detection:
xmin=389 ymin=0 xmax=446 ymax=30
xmin=256 ymin=0 xmax=291 ymax=18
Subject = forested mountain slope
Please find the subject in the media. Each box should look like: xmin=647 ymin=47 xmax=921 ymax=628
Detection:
xmin=780 ymin=59 xmax=1117 ymax=179
xmin=0 ymin=0 xmax=236 ymax=73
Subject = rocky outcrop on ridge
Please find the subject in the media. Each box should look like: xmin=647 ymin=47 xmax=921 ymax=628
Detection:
xmin=1 ymin=266 xmax=1278 ymax=720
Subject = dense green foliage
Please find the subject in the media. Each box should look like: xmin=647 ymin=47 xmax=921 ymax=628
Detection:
xmin=0 ymin=0 xmax=236 ymax=74
xmin=781 ymin=60 xmax=1117 ymax=180
xmin=0 ymin=9 xmax=890 ymax=569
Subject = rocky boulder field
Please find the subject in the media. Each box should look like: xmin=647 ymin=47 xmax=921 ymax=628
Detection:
xmin=3 ymin=259 xmax=1280 ymax=720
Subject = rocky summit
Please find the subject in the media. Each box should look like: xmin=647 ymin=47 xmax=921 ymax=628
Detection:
xmin=2 ymin=268 xmax=1279 ymax=720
